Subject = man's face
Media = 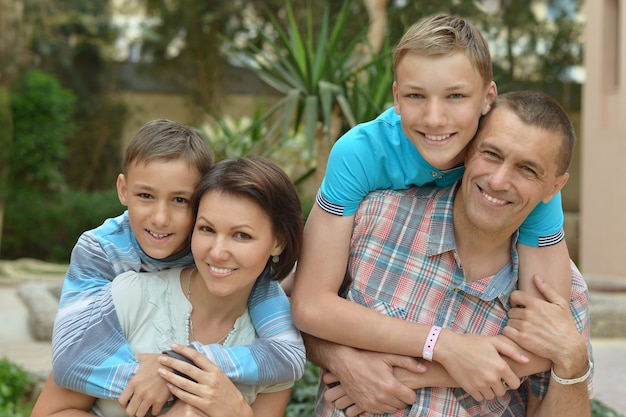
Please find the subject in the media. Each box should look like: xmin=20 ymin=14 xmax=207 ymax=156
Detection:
xmin=392 ymin=51 xmax=497 ymax=171
xmin=459 ymin=106 xmax=569 ymax=236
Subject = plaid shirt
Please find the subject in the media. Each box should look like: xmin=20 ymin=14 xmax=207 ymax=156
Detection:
xmin=314 ymin=184 xmax=592 ymax=417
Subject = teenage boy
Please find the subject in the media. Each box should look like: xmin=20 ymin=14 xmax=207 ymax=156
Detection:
xmin=52 ymin=119 xmax=304 ymax=416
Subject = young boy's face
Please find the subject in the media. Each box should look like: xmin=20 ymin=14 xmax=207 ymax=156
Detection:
xmin=117 ymin=158 xmax=201 ymax=259
xmin=393 ymin=51 xmax=497 ymax=171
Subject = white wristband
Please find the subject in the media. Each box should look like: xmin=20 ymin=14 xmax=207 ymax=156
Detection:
xmin=551 ymin=359 xmax=593 ymax=385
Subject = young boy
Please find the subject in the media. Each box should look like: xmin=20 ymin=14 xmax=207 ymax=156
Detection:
xmin=291 ymin=14 xmax=572 ymax=386
xmin=52 ymin=119 xmax=304 ymax=415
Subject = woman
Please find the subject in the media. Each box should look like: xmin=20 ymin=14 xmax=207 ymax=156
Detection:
xmin=32 ymin=156 xmax=304 ymax=417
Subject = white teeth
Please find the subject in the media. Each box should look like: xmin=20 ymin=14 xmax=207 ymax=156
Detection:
xmin=482 ymin=191 xmax=507 ymax=205
xmin=425 ymin=134 xmax=451 ymax=141
xmin=210 ymin=265 xmax=233 ymax=274
xmin=148 ymin=230 xmax=170 ymax=238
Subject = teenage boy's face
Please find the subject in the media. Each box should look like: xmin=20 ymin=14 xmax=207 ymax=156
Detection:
xmin=117 ymin=158 xmax=201 ymax=259
xmin=393 ymin=51 xmax=497 ymax=171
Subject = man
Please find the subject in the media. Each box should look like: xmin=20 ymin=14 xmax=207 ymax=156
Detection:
xmin=305 ymin=91 xmax=593 ymax=416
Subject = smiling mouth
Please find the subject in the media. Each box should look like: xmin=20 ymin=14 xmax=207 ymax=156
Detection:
xmin=481 ymin=189 xmax=508 ymax=205
xmin=425 ymin=133 xmax=453 ymax=141
xmin=147 ymin=230 xmax=172 ymax=239
xmin=210 ymin=265 xmax=234 ymax=274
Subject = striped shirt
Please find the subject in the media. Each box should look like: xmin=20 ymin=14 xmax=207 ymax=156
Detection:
xmin=52 ymin=211 xmax=305 ymax=399
xmin=314 ymin=184 xmax=592 ymax=417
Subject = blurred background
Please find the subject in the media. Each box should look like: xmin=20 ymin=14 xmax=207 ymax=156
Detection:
xmin=0 ymin=0 xmax=586 ymax=264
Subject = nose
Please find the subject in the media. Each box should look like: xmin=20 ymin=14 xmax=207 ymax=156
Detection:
xmin=151 ymin=202 xmax=171 ymax=227
xmin=488 ymin=164 xmax=512 ymax=191
xmin=208 ymin=236 xmax=230 ymax=262
xmin=423 ymin=99 xmax=446 ymax=127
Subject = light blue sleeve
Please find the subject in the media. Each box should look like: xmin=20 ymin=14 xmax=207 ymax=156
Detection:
xmin=191 ymin=276 xmax=305 ymax=384
xmin=51 ymin=233 xmax=138 ymax=399
xmin=518 ymin=192 xmax=565 ymax=247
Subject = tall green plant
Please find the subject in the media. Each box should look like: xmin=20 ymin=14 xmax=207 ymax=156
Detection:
xmin=221 ymin=0 xmax=393 ymax=193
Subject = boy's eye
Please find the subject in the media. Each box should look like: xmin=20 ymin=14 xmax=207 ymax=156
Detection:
xmin=138 ymin=193 xmax=153 ymax=199
xmin=408 ymin=93 xmax=424 ymax=99
xmin=449 ymin=93 xmax=464 ymax=99
xmin=173 ymin=197 xmax=188 ymax=204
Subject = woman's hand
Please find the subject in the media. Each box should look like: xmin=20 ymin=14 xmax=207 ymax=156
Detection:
xmin=158 ymin=344 xmax=253 ymax=417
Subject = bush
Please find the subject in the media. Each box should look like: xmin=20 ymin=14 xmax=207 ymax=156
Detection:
xmin=286 ymin=360 xmax=319 ymax=417
xmin=1 ymin=188 xmax=123 ymax=262
xmin=9 ymin=69 xmax=76 ymax=193
xmin=0 ymin=358 xmax=33 ymax=417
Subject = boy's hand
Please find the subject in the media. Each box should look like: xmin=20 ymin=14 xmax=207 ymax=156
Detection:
xmin=120 ymin=353 xmax=172 ymax=417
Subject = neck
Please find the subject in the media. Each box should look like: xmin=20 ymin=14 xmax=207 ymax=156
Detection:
xmin=183 ymin=267 xmax=248 ymax=344
xmin=452 ymin=198 xmax=513 ymax=282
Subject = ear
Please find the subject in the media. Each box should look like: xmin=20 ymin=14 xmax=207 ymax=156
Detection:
xmin=481 ymin=81 xmax=498 ymax=115
xmin=116 ymin=173 xmax=129 ymax=206
xmin=392 ymin=81 xmax=400 ymax=114
xmin=542 ymin=172 xmax=569 ymax=204
xmin=270 ymin=238 xmax=285 ymax=259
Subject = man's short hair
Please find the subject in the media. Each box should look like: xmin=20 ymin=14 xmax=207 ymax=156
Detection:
xmin=478 ymin=91 xmax=576 ymax=175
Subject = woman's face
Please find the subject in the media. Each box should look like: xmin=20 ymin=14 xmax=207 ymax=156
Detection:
xmin=191 ymin=190 xmax=283 ymax=299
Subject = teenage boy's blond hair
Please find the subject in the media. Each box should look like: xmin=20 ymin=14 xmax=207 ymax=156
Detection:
xmin=393 ymin=14 xmax=493 ymax=86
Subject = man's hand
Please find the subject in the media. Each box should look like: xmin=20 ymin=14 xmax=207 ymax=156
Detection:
xmin=322 ymin=346 xmax=425 ymax=415
xmin=504 ymin=275 xmax=588 ymax=373
xmin=119 ymin=353 xmax=172 ymax=417
xmin=435 ymin=331 xmax=528 ymax=401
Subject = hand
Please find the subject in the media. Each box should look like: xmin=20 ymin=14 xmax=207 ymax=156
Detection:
xmin=158 ymin=344 xmax=253 ymax=417
xmin=435 ymin=331 xmax=528 ymax=401
xmin=504 ymin=275 xmax=588 ymax=372
xmin=324 ymin=346 xmax=424 ymax=415
xmin=120 ymin=353 xmax=172 ymax=417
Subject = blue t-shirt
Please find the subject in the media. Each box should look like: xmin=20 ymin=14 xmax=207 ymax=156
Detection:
xmin=318 ymin=107 xmax=564 ymax=247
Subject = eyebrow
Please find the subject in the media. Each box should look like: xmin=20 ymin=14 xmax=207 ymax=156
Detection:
xmin=133 ymin=183 xmax=195 ymax=196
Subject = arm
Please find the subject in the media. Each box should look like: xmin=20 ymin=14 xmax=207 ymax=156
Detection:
xmin=304 ymin=332 xmax=423 ymax=415
xmin=292 ymin=206 xmax=527 ymax=400
xmin=52 ymin=234 xmax=138 ymax=398
xmin=517 ymin=193 xmax=571 ymax=301
xmin=158 ymin=344 xmax=291 ymax=417
xmin=31 ymin=374 xmax=96 ymax=417
xmin=504 ymin=275 xmax=592 ymax=417
xmin=317 ymin=333 xmax=548 ymax=416
xmin=190 ymin=277 xmax=305 ymax=385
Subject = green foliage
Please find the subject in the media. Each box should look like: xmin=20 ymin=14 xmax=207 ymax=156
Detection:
xmin=221 ymin=0 xmax=393 ymax=155
xmin=9 ymin=69 xmax=76 ymax=192
xmin=285 ymin=360 xmax=319 ymax=417
xmin=1 ymin=188 xmax=123 ymax=262
xmin=592 ymin=399 xmax=625 ymax=417
xmin=0 ymin=357 xmax=33 ymax=417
